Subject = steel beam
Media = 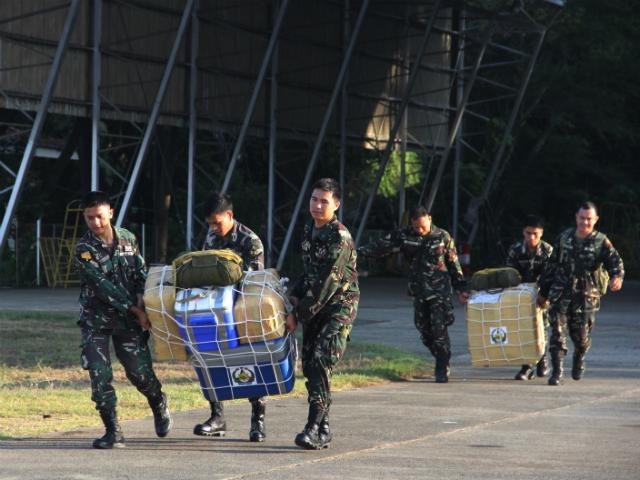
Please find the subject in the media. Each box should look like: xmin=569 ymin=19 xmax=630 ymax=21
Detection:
xmin=220 ymin=0 xmax=290 ymax=193
xmin=424 ymin=20 xmax=496 ymax=213
xmin=267 ymin=0 xmax=280 ymax=267
xmin=277 ymin=0 xmax=371 ymax=270
xmin=467 ymin=29 xmax=546 ymax=244
xmin=91 ymin=0 xmax=102 ymax=190
xmin=0 ymin=0 xmax=80 ymax=254
xmin=354 ymin=0 xmax=443 ymax=246
xmin=186 ymin=0 xmax=199 ymax=250
xmin=338 ymin=0 xmax=350 ymax=222
xmin=116 ymin=0 xmax=195 ymax=227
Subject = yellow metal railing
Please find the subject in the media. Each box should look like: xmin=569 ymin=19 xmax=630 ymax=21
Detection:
xmin=40 ymin=200 xmax=83 ymax=287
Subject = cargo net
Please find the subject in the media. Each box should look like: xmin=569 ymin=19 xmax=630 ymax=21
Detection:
xmin=143 ymin=266 xmax=297 ymax=401
xmin=466 ymin=284 xmax=544 ymax=367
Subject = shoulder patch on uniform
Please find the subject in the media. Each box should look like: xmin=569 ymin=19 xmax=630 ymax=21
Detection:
xmin=80 ymin=251 xmax=92 ymax=261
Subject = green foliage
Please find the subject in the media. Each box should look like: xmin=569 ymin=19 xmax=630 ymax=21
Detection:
xmin=372 ymin=151 xmax=424 ymax=199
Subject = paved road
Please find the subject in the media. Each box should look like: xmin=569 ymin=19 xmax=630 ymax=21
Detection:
xmin=1 ymin=278 xmax=639 ymax=480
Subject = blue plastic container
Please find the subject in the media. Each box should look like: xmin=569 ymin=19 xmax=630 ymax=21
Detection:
xmin=193 ymin=336 xmax=296 ymax=401
xmin=174 ymin=286 xmax=239 ymax=352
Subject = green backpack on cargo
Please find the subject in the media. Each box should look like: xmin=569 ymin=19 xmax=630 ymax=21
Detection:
xmin=470 ymin=267 xmax=522 ymax=291
xmin=173 ymin=249 xmax=243 ymax=288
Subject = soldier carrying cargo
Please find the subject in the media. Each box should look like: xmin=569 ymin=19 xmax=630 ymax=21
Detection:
xmin=74 ymin=191 xmax=172 ymax=449
xmin=192 ymin=192 xmax=268 ymax=442
xmin=538 ymin=201 xmax=624 ymax=386
xmin=505 ymin=214 xmax=553 ymax=381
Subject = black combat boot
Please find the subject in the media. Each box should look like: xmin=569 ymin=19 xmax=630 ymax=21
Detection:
xmin=194 ymin=400 xmax=227 ymax=437
xmin=249 ymin=398 xmax=266 ymax=442
xmin=536 ymin=355 xmax=550 ymax=377
xmin=434 ymin=356 xmax=450 ymax=383
xmin=572 ymin=353 xmax=585 ymax=381
xmin=148 ymin=392 xmax=172 ymax=437
xmin=548 ymin=351 xmax=565 ymax=386
xmin=514 ymin=365 xmax=534 ymax=381
xmin=295 ymin=402 xmax=326 ymax=450
xmin=318 ymin=412 xmax=332 ymax=449
xmin=93 ymin=409 xmax=125 ymax=449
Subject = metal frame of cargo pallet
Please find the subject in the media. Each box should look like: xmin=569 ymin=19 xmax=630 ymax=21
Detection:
xmin=0 ymin=0 xmax=561 ymax=272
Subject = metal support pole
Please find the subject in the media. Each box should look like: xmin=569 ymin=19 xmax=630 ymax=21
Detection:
xmin=36 ymin=217 xmax=42 ymax=287
xmin=467 ymin=29 xmax=546 ymax=245
xmin=424 ymin=20 xmax=496 ymax=214
xmin=355 ymin=0 xmax=442 ymax=246
xmin=277 ymin=0 xmax=371 ymax=270
xmin=91 ymin=0 xmax=102 ymax=190
xmin=187 ymin=0 xmax=199 ymax=251
xmin=0 ymin=0 xmax=80 ymax=254
xmin=267 ymin=0 xmax=280 ymax=267
xmin=398 ymin=25 xmax=410 ymax=228
xmin=221 ymin=0 xmax=290 ymax=193
xmin=452 ymin=7 xmax=465 ymax=239
xmin=116 ymin=0 xmax=195 ymax=227
xmin=338 ymin=0 xmax=350 ymax=222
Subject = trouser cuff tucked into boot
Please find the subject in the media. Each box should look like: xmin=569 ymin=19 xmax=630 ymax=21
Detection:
xmin=249 ymin=397 xmax=266 ymax=442
xmin=194 ymin=400 xmax=227 ymax=437
xmin=93 ymin=409 xmax=125 ymax=449
xmin=572 ymin=353 xmax=585 ymax=381
xmin=295 ymin=402 xmax=328 ymax=450
xmin=148 ymin=392 xmax=172 ymax=438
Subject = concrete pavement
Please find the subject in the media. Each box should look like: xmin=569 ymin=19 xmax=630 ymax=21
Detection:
xmin=1 ymin=278 xmax=639 ymax=479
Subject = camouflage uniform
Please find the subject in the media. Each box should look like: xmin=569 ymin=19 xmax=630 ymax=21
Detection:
xmin=203 ymin=219 xmax=264 ymax=270
xmin=291 ymin=216 xmax=359 ymax=415
xmin=359 ymin=225 xmax=466 ymax=365
xmin=505 ymin=240 xmax=553 ymax=284
xmin=75 ymin=227 xmax=162 ymax=411
xmin=539 ymin=228 xmax=624 ymax=379
xmin=506 ymin=239 xmax=553 ymax=376
xmin=198 ymin=219 xmax=266 ymax=439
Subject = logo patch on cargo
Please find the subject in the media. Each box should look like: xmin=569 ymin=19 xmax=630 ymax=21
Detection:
xmin=231 ymin=366 xmax=257 ymax=386
xmin=490 ymin=326 xmax=508 ymax=345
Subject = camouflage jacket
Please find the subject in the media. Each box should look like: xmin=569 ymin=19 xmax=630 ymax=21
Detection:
xmin=539 ymin=228 xmax=625 ymax=303
xmin=291 ymin=216 xmax=359 ymax=325
xmin=505 ymin=239 xmax=553 ymax=283
xmin=358 ymin=225 xmax=467 ymax=300
xmin=203 ymin=220 xmax=264 ymax=271
xmin=75 ymin=226 xmax=146 ymax=330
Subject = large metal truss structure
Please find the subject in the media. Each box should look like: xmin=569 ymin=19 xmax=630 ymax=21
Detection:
xmin=0 ymin=0 xmax=562 ymax=272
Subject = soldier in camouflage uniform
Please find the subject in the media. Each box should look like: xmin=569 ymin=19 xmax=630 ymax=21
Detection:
xmin=505 ymin=214 xmax=553 ymax=380
xmin=358 ymin=206 xmax=468 ymax=383
xmin=287 ymin=178 xmax=359 ymax=450
xmin=538 ymin=202 xmax=624 ymax=386
xmin=74 ymin=191 xmax=172 ymax=449
xmin=192 ymin=192 xmax=268 ymax=442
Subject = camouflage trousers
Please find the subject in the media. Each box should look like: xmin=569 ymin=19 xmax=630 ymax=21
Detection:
xmin=548 ymin=304 xmax=597 ymax=359
xmin=413 ymin=296 xmax=455 ymax=360
xmin=301 ymin=316 xmax=351 ymax=410
xmin=80 ymin=325 xmax=162 ymax=411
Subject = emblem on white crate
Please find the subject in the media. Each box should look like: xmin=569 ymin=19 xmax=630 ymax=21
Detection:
xmin=231 ymin=366 xmax=257 ymax=385
xmin=490 ymin=326 xmax=508 ymax=345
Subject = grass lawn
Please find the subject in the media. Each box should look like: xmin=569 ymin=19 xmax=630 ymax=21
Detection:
xmin=0 ymin=311 xmax=432 ymax=439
